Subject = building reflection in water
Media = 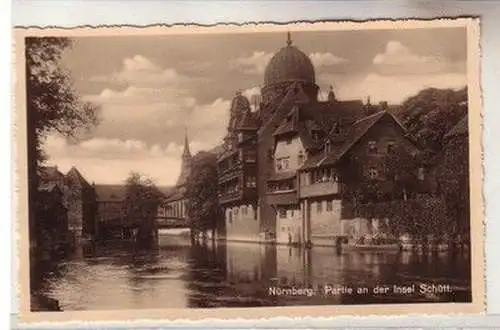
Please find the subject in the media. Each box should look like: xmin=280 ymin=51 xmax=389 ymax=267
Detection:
xmin=34 ymin=235 xmax=472 ymax=311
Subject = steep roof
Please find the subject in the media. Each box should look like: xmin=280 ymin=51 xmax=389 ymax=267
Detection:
xmin=301 ymin=111 xmax=399 ymax=170
xmin=237 ymin=109 xmax=260 ymax=131
xmin=65 ymin=166 xmax=91 ymax=188
xmin=38 ymin=166 xmax=64 ymax=181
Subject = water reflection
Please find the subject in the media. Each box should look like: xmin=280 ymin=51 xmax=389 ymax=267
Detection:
xmin=36 ymin=233 xmax=471 ymax=311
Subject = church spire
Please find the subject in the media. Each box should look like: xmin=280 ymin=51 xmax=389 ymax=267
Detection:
xmin=176 ymin=127 xmax=192 ymax=188
xmin=182 ymin=127 xmax=191 ymax=158
xmin=286 ymin=31 xmax=292 ymax=46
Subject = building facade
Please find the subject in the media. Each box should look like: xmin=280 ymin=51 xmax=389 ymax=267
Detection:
xmin=216 ymin=33 xmax=422 ymax=246
xmin=38 ymin=166 xmax=97 ymax=242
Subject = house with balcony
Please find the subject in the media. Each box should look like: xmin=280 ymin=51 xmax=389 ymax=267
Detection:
xmin=217 ymin=93 xmax=260 ymax=242
xmin=298 ymin=110 xmax=423 ymax=246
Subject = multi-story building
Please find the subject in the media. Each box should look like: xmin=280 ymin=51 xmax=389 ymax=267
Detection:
xmin=217 ymin=92 xmax=260 ymax=241
xmin=38 ymin=166 xmax=97 ymax=241
xmin=216 ymin=32 xmax=422 ymax=247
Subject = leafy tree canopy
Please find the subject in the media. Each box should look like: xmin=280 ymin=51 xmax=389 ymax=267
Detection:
xmin=26 ymin=37 xmax=100 ymax=165
xmin=185 ymin=151 xmax=221 ymax=233
xmin=394 ymin=87 xmax=467 ymax=153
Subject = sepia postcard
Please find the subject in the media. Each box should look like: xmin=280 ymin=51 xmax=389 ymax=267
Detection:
xmin=13 ymin=18 xmax=485 ymax=323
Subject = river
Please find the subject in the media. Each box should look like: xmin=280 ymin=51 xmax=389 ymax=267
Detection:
xmin=34 ymin=231 xmax=471 ymax=311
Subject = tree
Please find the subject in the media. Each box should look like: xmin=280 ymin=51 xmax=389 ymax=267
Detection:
xmin=26 ymin=37 xmax=100 ymax=168
xmin=185 ymin=152 xmax=221 ymax=240
xmin=123 ymin=172 xmax=164 ymax=249
xmin=438 ymin=131 xmax=470 ymax=241
xmin=26 ymin=37 xmax=100 ymax=289
xmin=382 ymin=145 xmax=420 ymax=201
xmin=395 ymin=87 xmax=467 ymax=153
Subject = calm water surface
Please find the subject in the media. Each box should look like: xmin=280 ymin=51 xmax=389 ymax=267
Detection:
xmin=37 ymin=233 xmax=471 ymax=311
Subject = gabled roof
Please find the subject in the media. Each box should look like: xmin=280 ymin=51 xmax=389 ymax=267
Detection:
xmin=258 ymin=81 xmax=306 ymax=137
xmin=65 ymin=166 xmax=91 ymax=188
xmin=38 ymin=166 xmax=64 ymax=181
xmin=237 ymin=109 xmax=259 ymax=131
xmin=301 ymin=111 xmax=400 ymax=170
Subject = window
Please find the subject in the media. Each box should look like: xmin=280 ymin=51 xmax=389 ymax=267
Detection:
xmin=242 ymin=206 xmax=247 ymax=215
xmin=324 ymin=140 xmax=331 ymax=154
xmin=368 ymin=140 xmax=377 ymax=154
xmin=387 ymin=141 xmax=395 ymax=154
xmin=290 ymin=209 xmax=294 ymax=217
xmin=369 ymin=167 xmax=378 ymax=179
xmin=286 ymin=139 xmax=292 ymax=145
xmin=234 ymin=208 xmax=239 ymax=216
xmin=276 ymin=160 xmax=282 ymax=171
xmin=246 ymin=176 xmax=257 ymax=188
xmin=228 ymin=211 xmax=232 ymax=224
xmin=317 ymin=201 xmax=323 ymax=213
xmin=326 ymin=201 xmax=333 ymax=212
xmin=298 ymin=151 xmax=305 ymax=166
xmin=279 ymin=209 xmax=287 ymax=219
xmin=283 ymin=158 xmax=289 ymax=169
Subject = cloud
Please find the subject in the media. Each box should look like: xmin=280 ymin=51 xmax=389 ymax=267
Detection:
xmin=89 ymin=55 xmax=190 ymax=87
xmin=373 ymin=41 xmax=433 ymax=66
xmin=231 ymin=51 xmax=273 ymax=75
xmin=44 ymin=130 xmax=224 ymax=186
xmin=372 ymin=40 xmax=465 ymax=75
xmin=328 ymin=72 xmax=467 ymax=105
xmin=309 ymin=52 xmax=348 ymax=68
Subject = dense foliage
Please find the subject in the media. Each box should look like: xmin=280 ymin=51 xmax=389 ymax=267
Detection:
xmin=26 ymin=37 xmax=100 ymax=167
xmin=185 ymin=152 xmax=221 ymax=239
xmin=395 ymin=87 xmax=467 ymax=153
xmin=124 ymin=172 xmax=164 ymax=248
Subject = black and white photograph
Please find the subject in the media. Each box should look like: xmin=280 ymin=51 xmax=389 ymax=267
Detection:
xmin=14 ymin=18 xmax=484 ymax=320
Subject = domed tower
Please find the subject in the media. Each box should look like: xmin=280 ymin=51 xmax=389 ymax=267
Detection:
xmin=224 ymin=91 xmax=251 ymax=151
xmin=261 ymin=32 xmax=319 ymax=109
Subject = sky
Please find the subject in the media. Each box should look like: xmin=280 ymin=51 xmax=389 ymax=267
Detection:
xmin=43 ymin=27 xmax=467 ymax=186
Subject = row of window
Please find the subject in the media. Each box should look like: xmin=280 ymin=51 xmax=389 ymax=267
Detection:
xmin=220 ymin=176 xmax=257 ymax=195
xmin=275 ymin=151 xmax=306 ymax=172
xmin=268 ymin=180 xmax=295 ymax=193
xmin=368 ymin=140 xmax=395 ymax=155
xmin=227 ymin=206 xmax=258 ymax=223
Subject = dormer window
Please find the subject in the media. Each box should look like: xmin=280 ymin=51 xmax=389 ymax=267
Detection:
xmin=368 ymin=141 xmax=377 ymax=154
xmin=324 ymin=140 xmax=331 ymax=154
xmin=387 ymin=141 xmax=395 ymax=154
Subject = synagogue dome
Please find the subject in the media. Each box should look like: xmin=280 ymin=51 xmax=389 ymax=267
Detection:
xmin=263 ymin=32 xmax=316 ymax=86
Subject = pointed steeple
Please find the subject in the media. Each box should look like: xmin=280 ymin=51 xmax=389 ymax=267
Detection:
xmin=176 ymin=128 xmax=192 ymax=188
xmin=327 ymin=85 xmax=336 ymax=103
xmin=182 ymin=127 xmax=191 ymax=159
xmin=286 ymin=31 xmax=292 ymax=46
